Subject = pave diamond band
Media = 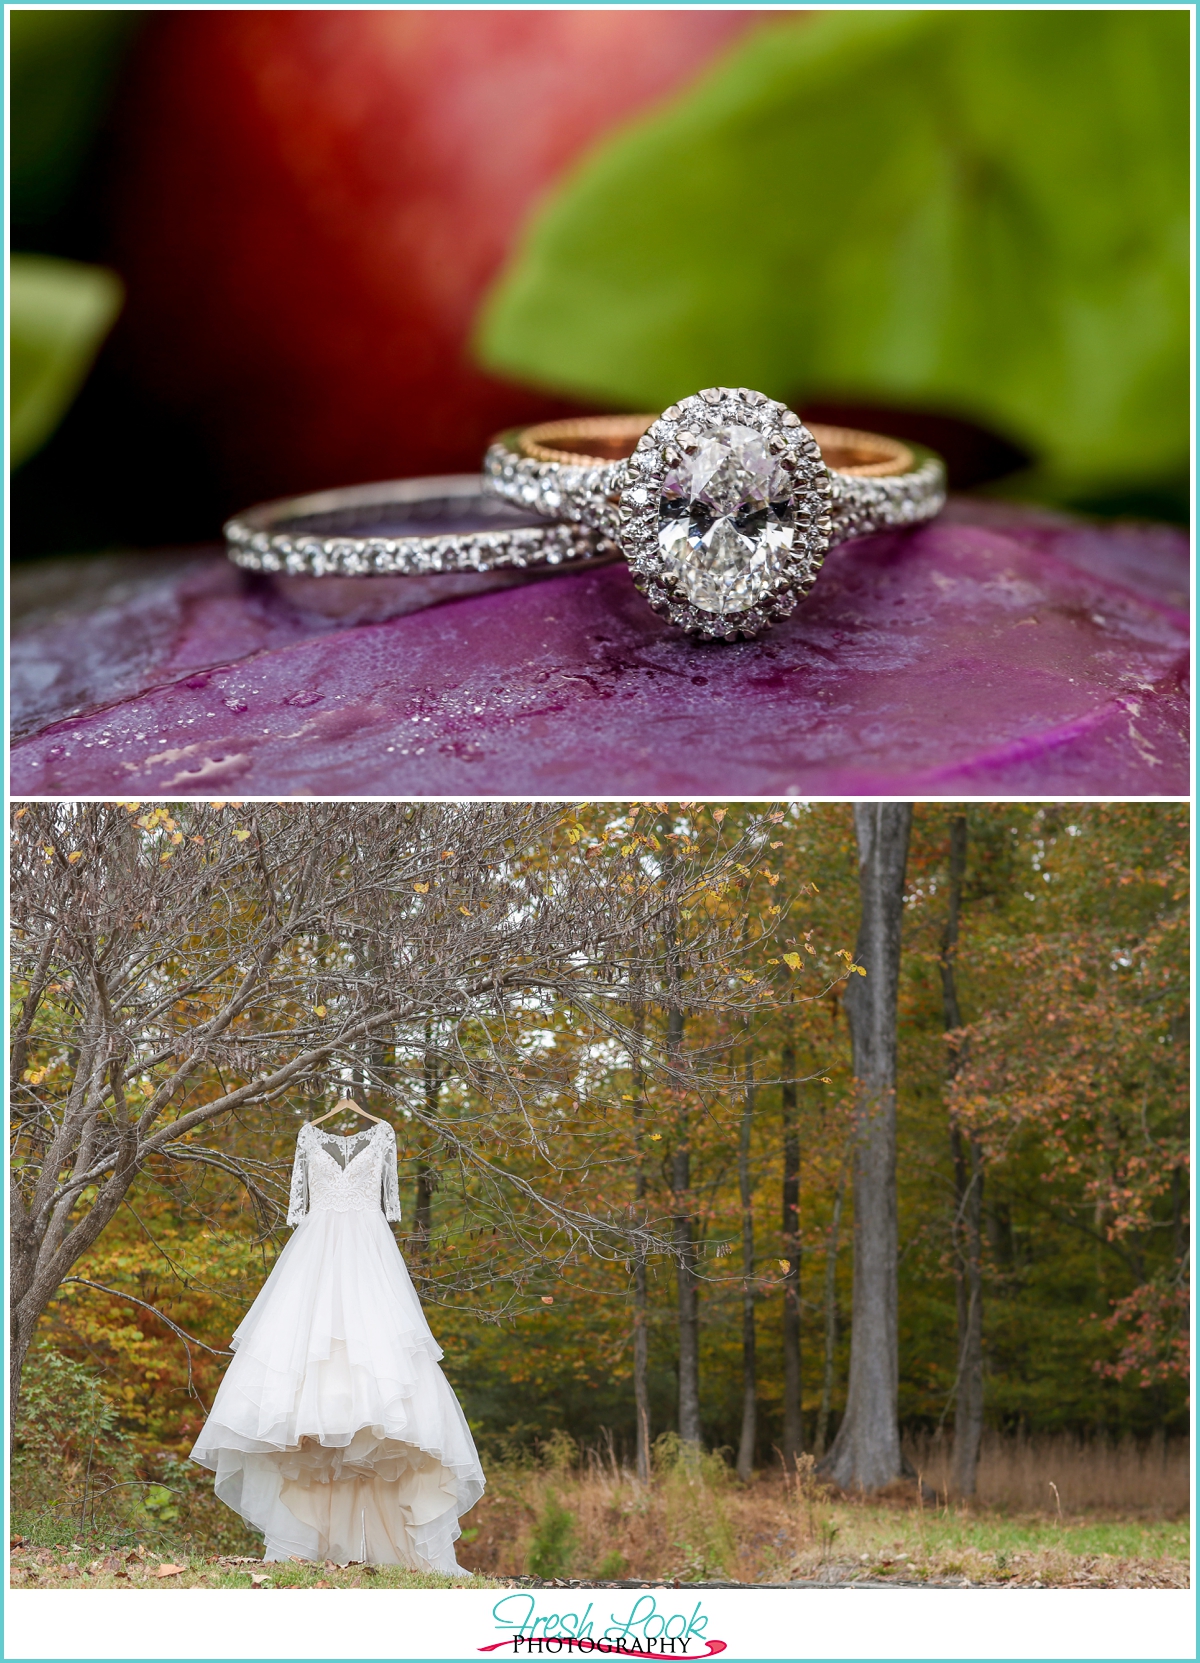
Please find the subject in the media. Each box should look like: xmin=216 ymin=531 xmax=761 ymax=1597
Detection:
xmin=483 ymin=389 xmax=947 ymax=639
xmin=225 ymin=473 xmax=618 ymax=577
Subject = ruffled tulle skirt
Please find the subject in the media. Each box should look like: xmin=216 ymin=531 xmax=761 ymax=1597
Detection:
xmin=191 ymin=1207 xmax=484 ymax=1571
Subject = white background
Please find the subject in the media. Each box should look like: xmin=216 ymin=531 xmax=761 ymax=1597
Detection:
xmin=4 ymin=1586 xmax=1196 ymax=1661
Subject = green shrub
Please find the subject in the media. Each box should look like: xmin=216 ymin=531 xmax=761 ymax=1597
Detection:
xmin=14 ymin=1345 xmax=124 ymax=1469
xmin=11 ymin=1344 xmax=258 ymax=1556
xmin=540 ymin=1428 xmax=578 ymax=1475
xmin=596 ymin=1548 xmax=627 ymax=1579
xmin=526 ymin=1492 xmax=578 ymax=1579
xmin=653 ymin=1433 xmax=736 ymax=1580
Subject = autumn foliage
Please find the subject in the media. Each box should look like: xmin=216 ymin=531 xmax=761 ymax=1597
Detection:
xmin=8 ymin=801 xmax=1188 ymax=1554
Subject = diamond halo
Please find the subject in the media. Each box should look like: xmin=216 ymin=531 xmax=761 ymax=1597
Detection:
xmin=612 ymin=388 xmax=833 ymax=641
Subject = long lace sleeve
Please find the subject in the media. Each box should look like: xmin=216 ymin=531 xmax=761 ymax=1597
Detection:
xmin=381 ymin=1123 xmax=402 ymax=1223
xmin=286 ymin=1128 xmax=310 ymax=1226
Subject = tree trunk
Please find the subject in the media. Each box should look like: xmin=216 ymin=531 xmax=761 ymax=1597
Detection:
xmin=631 ymin=1001 xmax=652 ymax=1483
xmin=736 ymin=1047 xmax=757 ymax=1481
xmin=950 ymin=1130 xmax=984 ymax=1496
xmin=814 ymin=1155 xmax=848 ymax=1460
xmin=634 ymin=1256 xmax=651 ymax=1481
xmin=942 ymin=813 xmax=985 ymax=1498
xmin=821 ymin=803 xmax=911 ymax=1492
xmin=659 ymin=827 xmax=701 ymax=1448
xmin=10 ymin=1311 xmax=36 ymax=1438
xmin=780 ymin=1041 xmax=803 ymax=1468
xmin=670 ymin=990 xmax=701 ymax=1446
xmin=414 ymin=1030 xmax=440 ymax=1259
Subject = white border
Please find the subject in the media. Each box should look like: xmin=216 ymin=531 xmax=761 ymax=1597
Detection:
xmin=4 ymin=1586 xmax=1198 ymax=1662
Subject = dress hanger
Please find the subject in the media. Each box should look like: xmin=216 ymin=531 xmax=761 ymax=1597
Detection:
xmin=309 ymin=1095 xmax=386 ymax=1129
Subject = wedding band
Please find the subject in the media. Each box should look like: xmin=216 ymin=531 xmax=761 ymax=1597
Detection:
xmin=225 ymin=473 xmax=618 ymax=577
xmin=482 ymin=389 xmax=946 ymax=640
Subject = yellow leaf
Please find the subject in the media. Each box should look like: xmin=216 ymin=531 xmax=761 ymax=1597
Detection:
xmin=159 ymin=852 xmax=173 ymax=864
xmin=822 ymin=1078 xmax=832 ymax=1084
xmin=413 ymin=882 xmax=430 ymax=893
xmin=170 ymin=831 xmax=183 ymax=845
xmin=14 ymin=807 xmax=28 ymax=818
xmin=314 ymin=1006 xmax=327 ymax=1019
xmin=782 ymin=952 xmax=803 ymax=971
xmin=232 ymin=828 xmax=251 ymax=842
xmin=712 ymin=808 xmax=726 ymax=823
xmin=67 ymin=851 xmax=83 ymax=863
xmin=778 ymin=1260 xmax=791 ymax=1274
xmin=459 ymin=905 xmax=472 ymax=915
xmin=855 ymin=965 xmax=867 ymax=976
xmin=649 ymin=1133 xmax=662 ymax=1141
xmin=442 ymin=850 xmax=455 ymax=860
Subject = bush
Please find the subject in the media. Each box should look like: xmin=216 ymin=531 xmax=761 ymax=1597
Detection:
xmin=12 ymin=1346 xmax=137 ymax=1536
xmin=11 ymin=1343 xmax=260 ymax=1556
xmin=525 ymin=1492 xmax=578 ymax=1579
xmin=595 ymin=1548 xmax=627 ymax=1579
xmin=652 ymin=1433 xmax=736 ymax=1579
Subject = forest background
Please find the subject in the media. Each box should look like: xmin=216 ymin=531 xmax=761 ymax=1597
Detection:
xmin=9 ymin=799 xmax=1189 ymax=1583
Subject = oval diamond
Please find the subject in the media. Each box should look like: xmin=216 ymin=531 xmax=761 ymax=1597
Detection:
xmin=657 ymin=424 xmax=796 ymax=614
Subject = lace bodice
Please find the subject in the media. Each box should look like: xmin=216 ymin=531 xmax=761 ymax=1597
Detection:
xmin=287 ymin=1120 xmax=402 ymax=1226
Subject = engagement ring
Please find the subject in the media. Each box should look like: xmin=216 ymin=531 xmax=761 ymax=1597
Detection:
xmin=482 ymin=389 xmax=946 ymax=639
xmin=225 ymin=473 xmax=617 ymax=577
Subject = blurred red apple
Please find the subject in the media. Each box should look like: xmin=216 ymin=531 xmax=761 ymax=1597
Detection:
xmin=106 ymin=11 xmax=760 ymax=504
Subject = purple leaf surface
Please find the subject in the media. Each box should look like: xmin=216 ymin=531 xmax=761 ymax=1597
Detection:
xmin=10 ymin=499 xmax=1188 ymax=797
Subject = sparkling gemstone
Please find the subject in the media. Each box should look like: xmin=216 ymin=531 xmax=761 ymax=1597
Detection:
xmin=656 ymin=425 xmax=795 ymax=614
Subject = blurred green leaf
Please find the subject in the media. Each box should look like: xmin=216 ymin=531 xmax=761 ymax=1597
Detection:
xmin=142 ymin=1485 xmax=179 ymax=1520
xmin=10 ymin=255 xmax=123 ymax=468
xmin=479 ymin=11 xmax=1188 ymax=498
xmin=10 ymin=10 xmax=140 ymax=232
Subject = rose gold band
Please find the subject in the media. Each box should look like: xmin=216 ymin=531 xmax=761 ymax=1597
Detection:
xmin=518 ymin=414 xmax=915 ymax=479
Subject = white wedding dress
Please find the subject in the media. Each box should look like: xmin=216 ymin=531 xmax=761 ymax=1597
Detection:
xmin=191 ymin=1120 xmax=484 ymax=1570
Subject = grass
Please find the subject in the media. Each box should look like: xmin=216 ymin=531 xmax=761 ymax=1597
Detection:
xmin=10 ymin=1501 xmax=1188 ymax=1590
xmin=8 ymin=1539 xmax=504 ymax=1591
xmin=905 ymin=1428 xmax=1191 ymax=1515
xmin=11 ymin=1430 xmax=1189 ymax=1591
xmin=451 ymin=1438 xmax=1190 ymax=1589
xmin=774 ymin=1501 xmax=1189 ymax=1587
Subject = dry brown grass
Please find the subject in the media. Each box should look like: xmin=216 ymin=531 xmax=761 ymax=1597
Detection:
xmin=902 ymin=1429 xmax=1190 ymax=1515
xmin=12 ymin=1432 xmax=1187 ymax=1590
xmin=455 ymin=1434 xmax=1189 ymax=1588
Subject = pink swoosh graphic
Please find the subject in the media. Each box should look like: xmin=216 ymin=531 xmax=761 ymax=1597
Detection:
xmin=478 ymin=1642 xmax=727 ymax=1659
